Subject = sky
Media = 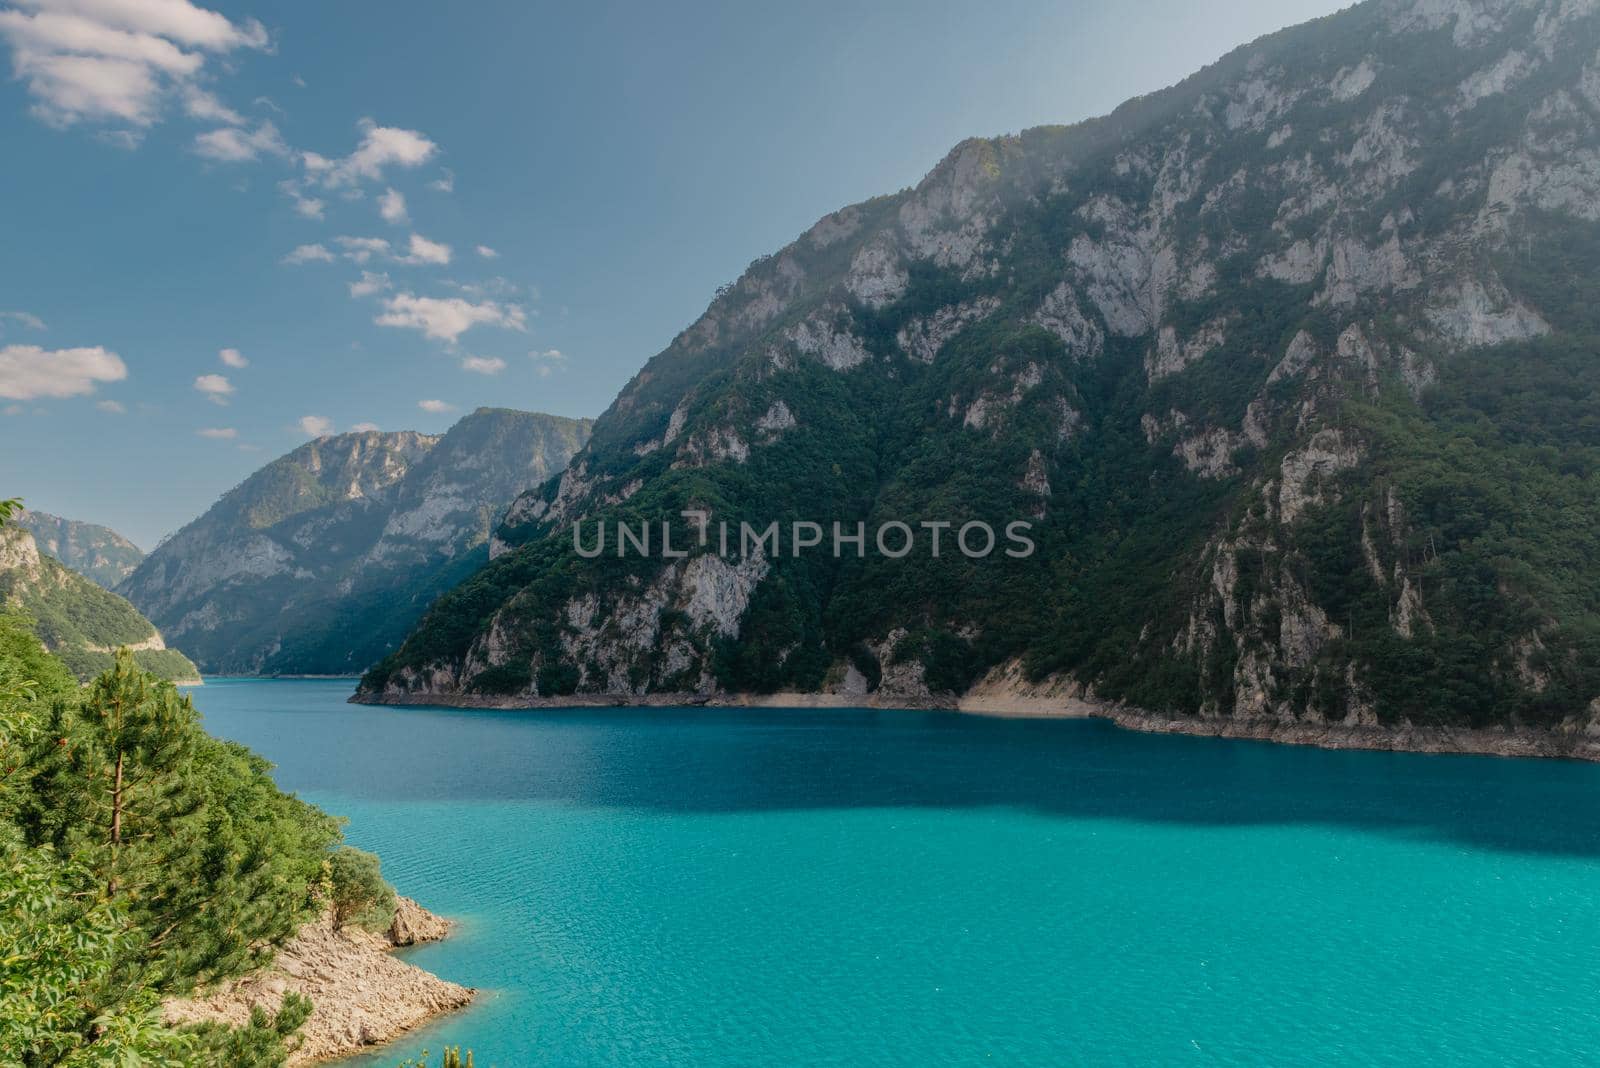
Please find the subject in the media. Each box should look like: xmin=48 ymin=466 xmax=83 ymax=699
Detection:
xmin=0 ymin=0 xmax=1347 ymax=549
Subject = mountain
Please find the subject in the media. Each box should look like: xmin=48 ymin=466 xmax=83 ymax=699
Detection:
xmin=360 ymin=0 xmax=1600 ymax=748
xmin=0 ymin=524 xmax=199 ymax=683
xmin=12 ymin=509 xmax=144 ymax=589
xmin=121 ymin=408 xmax=592 ymax=675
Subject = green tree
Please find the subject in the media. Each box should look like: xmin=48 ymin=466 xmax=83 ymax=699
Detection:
xmin=326 ymin=844 xmax=397 ymax=931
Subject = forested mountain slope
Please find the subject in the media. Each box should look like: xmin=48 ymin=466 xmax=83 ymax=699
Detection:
xmin=363 ymin=0 xmax=1600 ymax=744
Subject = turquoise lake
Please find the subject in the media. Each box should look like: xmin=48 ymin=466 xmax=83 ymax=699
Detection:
xmin=193 ymin=678 xmax=1600 ymax=1067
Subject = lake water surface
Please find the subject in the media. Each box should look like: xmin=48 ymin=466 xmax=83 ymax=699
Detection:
xmin=194 ymin=678 xmax=1600 ymax=1066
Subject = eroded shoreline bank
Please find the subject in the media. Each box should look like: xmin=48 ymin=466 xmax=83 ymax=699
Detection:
xmin=349 ymin=683 xmax=1600 ymax=763
xmin=164 ymin=897 xmax=474 ymax=1065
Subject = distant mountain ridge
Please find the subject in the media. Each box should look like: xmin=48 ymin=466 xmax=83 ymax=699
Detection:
xmin=121 ymin=408 xmax=592 ymax=675
xmin=0 ymin=524 xmax=198 ymax=683
xmin=12 ymin=509 xmax=144 ymax=589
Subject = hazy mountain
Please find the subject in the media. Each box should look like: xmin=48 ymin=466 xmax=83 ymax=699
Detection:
xmin=11 ymin=509 xmax=144 ymax=589
xmin=362 ymin=0 xmax=1600 ymax=741
xmin=0 ymin=524 xmax=198 ymax=683
xmin=122 ymin=408 xmax=592 ymax=675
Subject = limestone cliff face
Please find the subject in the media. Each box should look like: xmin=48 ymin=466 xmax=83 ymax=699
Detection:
xmin=122 ymin=408 xmax=591 ymax=675
xmin=0 ymin=526 xmax=198 ymax=682
xmin=11 ymin=509 xmax=144 ymax=589
xmin=365 ymin=0 xmax=1600 ymax=733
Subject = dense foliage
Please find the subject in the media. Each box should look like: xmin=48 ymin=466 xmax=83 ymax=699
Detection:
xmin=0 ymin=506 xmax=395 ymax=1068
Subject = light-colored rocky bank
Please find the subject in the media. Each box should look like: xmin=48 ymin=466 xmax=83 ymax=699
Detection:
xmin=352 ymin=658 xmax=1600 ymax=763
xmin=164 ymin=897 xmax=472 ymax=1065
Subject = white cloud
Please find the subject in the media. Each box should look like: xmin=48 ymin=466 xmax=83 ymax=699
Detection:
xmin=428 ymin=169 xmax=454 ymax=193
xmin=417 ymin=399 xmax=454 ymax=413
xmin=0 ymin=343 xmax=126 ymax=399
xmin=298 ymin=414 xmax=332 ymax=437
xmin=0 ymin=1 xmax=266 ymax=131
xmin=218 ymin=346 xmax=247 ymax=368
xmin=309 ymin=118 xmax=437 ymax=187
xmin=193 ymin=119 xmax=285 ymax=162
xmin=460 ymin=355 xmax=505 ymax=375
xmin=399 ymin=233 xmax=451 ymax=265
xmin=531 ymin=347 xmax=566 ymax=378
xmin=283 ymin=242 xmax=334 ymax=265
xmin=334 ymin=235 xmax=391 ymax=264
xmin=193 ymin=371 xmax=232 ymax=403
xmin=349 ymin=421 xmax=379 ymax=432
xmin=378 ymin=186 xmax=407 ymax=224
xmin=11 ymin=0 xmax=268 ymax=50
xmin=180 ymin=83 xmax=239 ymax=123
xmin=277 ymin=179 xmax=324 ymax=220
xmin=348 ymin=271 xmax=390 ymax=298
xmin=196 ymin=426 xmax=235 ymax=438
xmin=0 ymin=310 xmax=46 ymax=331
xmin=475 ymin=244 xmax=498 ymax=259
xmin=95 ymin=398 xmax=124 ymax=412
xmin=375 ymin=293 xmax=526 ymax=343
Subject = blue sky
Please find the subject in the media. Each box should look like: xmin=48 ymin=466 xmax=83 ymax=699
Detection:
xmin=0 ymin=0 xmax=1344 ymax=549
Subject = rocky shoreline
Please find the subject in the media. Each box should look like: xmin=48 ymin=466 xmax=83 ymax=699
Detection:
xmin=351 ymin=664 xmax=1600 ymax=763
xmin=163 ymin=897 xmax=473 ymax=1065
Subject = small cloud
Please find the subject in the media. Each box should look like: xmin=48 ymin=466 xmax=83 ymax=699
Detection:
xmin=283 ymin=243 xmax=334 ymax=265
xmin=311 ymin=119 xmax=438 ymax=187
xmin=182 ymin=86 xmax=244 ymax=125
xmin=461 ymin=355 xmax=505 ymax=375
xmin=219 ymin=347 xmax=248 ymax=368
xmin=96 ymin=399 xmax=125 ymax=413
xmin=399 ymin=233 xmax=451 ymax=265
xmin=278 ymin=179 xmax=325 ymax=219
xmin=292 ymin=74 xmax=307 ymax=88
xmin=531 ymin=347 xmax=566 ymax=378
xmin=3 ymin=404 xmax=22 ymax=416
xmin=418 ymin=399 xmax=455 ymax=413
xmin=194 ymin=121 xmax=288 ymax=163
xmin=298 ymin=414 xmax=333 ymax=437
xmin=334 ymin=235 xmax=391 ymax=264
xmin=194 ymin=373 xmax=234 ymax=404
xmin=197 ymin=426 xmax=237 ymax=439
xmin=350 ymin=421 xmax=380 ymax=432
xmin=0 ymin=344 xmax=126 ymax=399
xmin=0 ymin=310 xmax=46 ymax=331
xmin=475 ymin=245 xmax=499 ymax=259
xmin=429 ymin=169 xmax=454 ymax=193
xmin=378 ymin=187 xmax=408 ymax=224
xmin=348 ymin=271 xmax=391 ymax=298
xmin=375 ymin=293 xmax=526 ymax=343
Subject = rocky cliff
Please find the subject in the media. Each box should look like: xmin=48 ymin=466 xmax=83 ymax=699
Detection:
xmin=361 ymin=0 xmax=1600 ymax=743
xmin=0 ymin=525 xmax=198 ymax=683
xmin=122 ymin=408 xmax=591 ymax=675
xmin=11 ymin=509 xmax=144 ymax=589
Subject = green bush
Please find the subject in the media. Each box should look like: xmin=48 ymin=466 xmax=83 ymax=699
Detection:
xmin=326 ymin=845 xmax=397 ymax=932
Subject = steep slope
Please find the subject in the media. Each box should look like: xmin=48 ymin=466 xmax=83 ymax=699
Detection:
xmin=0 ymin=525 xmax=199 ymax=682
xmin=11 ymin=509 xmax=144 ymax=589
xmin=122 ymin=409 xmax=592 ymax=675
xmin=362 ymin=0 xmax=1600 ymax=748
